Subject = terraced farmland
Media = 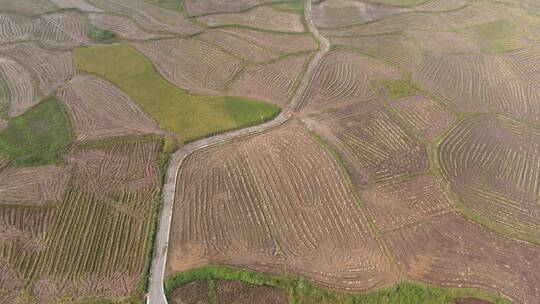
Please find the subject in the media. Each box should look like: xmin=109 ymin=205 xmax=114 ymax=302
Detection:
xmin=0 ymin=0 xmax=538 ymax=303
xmin=438 ymin=115 xmax=540 ymax=243
xmin=168 ymin=120 xmax=396 ymax=291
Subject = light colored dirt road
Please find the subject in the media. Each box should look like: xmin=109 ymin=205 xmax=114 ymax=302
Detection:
xmin=289 ymin=0 xmax=330 ymax=111
xmin=147 ymin=112 xmax=290 ymax=304
xmin=148 ymin=1 xmax=326 ymax=302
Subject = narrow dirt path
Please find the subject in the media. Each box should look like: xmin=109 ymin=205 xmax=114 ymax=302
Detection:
xmin=289 ymin=0 xmax=330 ymax=111
xmin=147 ymin=112 xmax=290 ymax=304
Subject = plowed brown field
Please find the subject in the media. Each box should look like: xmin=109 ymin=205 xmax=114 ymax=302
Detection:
xmin=168 ymin=120 xmax=396 ymax=291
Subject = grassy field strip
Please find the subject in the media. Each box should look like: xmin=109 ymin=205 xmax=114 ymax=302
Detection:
xmin=74 ymin=44 xmax=280 ymax=143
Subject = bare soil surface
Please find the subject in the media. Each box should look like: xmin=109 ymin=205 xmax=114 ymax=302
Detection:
xmin=169 ymin=281 xmax=210 ymax=304
xmin=216 ymin=280 xmax=288 ymax=304
xmin=168 ymin=120 xmax=396 ymax=290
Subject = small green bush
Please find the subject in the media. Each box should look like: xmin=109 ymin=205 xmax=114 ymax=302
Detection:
xmin=88 ymin=26 xmax=118 ymax=43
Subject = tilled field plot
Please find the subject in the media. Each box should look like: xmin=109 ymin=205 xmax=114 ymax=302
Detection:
xmin=301 ymin=50 xmax=400 ymax=113
xmin=0 ymin=140 xmax=160 ymax=302
xmin=438 ymin=115 xmax=540 ymax=243
xmin=362 ymin=174 xmax=540 ymax=304
xmin=386 ymin=213 xmax=539 ymax=304
xmin=415 ymin=53 xmax=540 ymax=122
xmin=197 ymin=6 xmax=304 ymax=33
xmin=60 ymin=74 xmax=161 ymax=141
xmin=391 ymin=95 xmax=453 ymax=141
xmin=168 ymin=120 xmax=396 ymax=291
xmin=0 ymin=42 xmax=74 ymax=101
xmin=228 ymin=54 xmax=308 ymax=106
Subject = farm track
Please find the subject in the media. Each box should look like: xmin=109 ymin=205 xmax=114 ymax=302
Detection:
xmin=289 ymin=0 xmax=330 ymax=111
xmin=147 ymin=112 xmax=290 ymax=304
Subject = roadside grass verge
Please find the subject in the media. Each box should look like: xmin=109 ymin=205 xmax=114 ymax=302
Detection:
xmin=74 ymin=44 xmax=280 ymax=143
xmin=0 ymin=97 xmax=73 ymax=166
xmin=165 ymin=265 xmax=510 ymax=304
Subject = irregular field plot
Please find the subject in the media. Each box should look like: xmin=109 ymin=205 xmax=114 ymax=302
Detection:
xmin=168 ymin=120 xmax=396 ymax=291
xmin=362 ymin=174 xmax=540 ymax=304
xmin=60 ymin=74 xmax=161 ymax=141
xmin=415 ymin=53 xmax=540 ymax=122
xmin=0 ymin=165 xmax=67 ymax=205
xmin=302 ymin=50 xmax=400 ymax=113
xmin=313 ymin=0 xmax=406 ymax=28
xmin=0 ymin=140 xmax=161 ymax=302
xmin=135 ymin=37 xmax=245 ymax=93
xmin=75 ymin=44 xmax=280 ymax=142
xmin=167 ymin=265 xmax=509 ymax=304
xmin=391 ymin=95 xmax=453 ymax=141
xmin=0 ymin=97 xmax=73 ymax=166
xmin=85 ymin=0 xmax=201 ymax=35
xmin=309 ymin=105 xmax=428 ymax=185
xmin=386 ymin=213 xmax=539 ymax=304
xmin=438 ymin=115 xmax=540 ymax=243
xmin=228 ymin=54 xmax=308 ymax=106
xmin=197 ymin=6 xmax=304 ymax=33
xmin=184 ymin=0 xmax=284 ymax=16
xmin=330 ymin=34 xmax=421 ymax=71
xmin=0 ymin=42 xmax=74 ymax=100
xmin=0 ymin=56 xmax=38 ymax=117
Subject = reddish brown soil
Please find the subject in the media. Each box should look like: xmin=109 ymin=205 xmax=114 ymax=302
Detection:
xmin=438 ymin=115 xmax=540 ymax=242
xmin=168 ymin=120 xmax=396 ymax=291
xmin=216 ymin=280 xmax=288 ymax=304
xmin=60 ymin=74 xmax=161 ymax=141
xmin=169 ymin=281 xmax=210 ymax=304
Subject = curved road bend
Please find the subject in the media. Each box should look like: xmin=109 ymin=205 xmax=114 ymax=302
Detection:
xmin=289 ymin=0 xmax=331 ymax=111
xmin=147 ymin=112 xmax=291 ymax=304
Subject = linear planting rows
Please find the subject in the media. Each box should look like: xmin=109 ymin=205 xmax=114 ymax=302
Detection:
xmin=302 ymin=50 xmax=399 ymax=113
xmin=415 ymin=53 xmax=540 ymax=122
xmin=0 ymin=140 xmax=160 ymax=302
xmin=60 ymin=74 xmax=161 ymax=141
xmin=391 ymin=95 xmax=453 ymax=141
xmin=438 ymin=115 xmax=540 ymax=243
xmin=168 ymin=120 xmax=396 ymax=291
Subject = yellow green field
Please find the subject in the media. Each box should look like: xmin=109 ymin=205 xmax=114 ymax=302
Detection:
xmin=74 ymin=45 xmax=280 ymax=142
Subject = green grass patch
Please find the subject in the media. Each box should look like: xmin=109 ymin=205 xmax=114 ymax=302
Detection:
xmin=0 ymin=78 xmax=9 ymax=119
xmin=271 ymin=1 xmax=305 ymax=12
xmin=87 ymin=25 xmax=118 ymax=43
xmin=0 ymin=97 xmax=73 ymax=166
xmin=165 ymin=265 xmax=510 ymax=304
xmin=469 ymin=19 xmax=523 ymax=53
xmin=379 ymin=76 xmax=421 ymax=100
xmin=74 ymin=45 xmax=280 ymax=143
xmin=143 ymin=0 xmax=183 ymax=12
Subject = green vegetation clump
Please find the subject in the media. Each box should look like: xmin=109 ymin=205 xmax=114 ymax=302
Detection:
xmin=469 ymin=19 xmax=522 ymax=53
xmin=380 ymin=76 xmax=421 ymax=100
xmin=144 ymin=0 xmax=184 ymax=12
xmin=74 ymin=45 xmax=280 ymax=143
xmin=0 ymin=78 xmax=9 ymax=118
xmin=165 ymin=265 xmax=510 ymax=304
xmin=0 ymin=97 xmax=73 ymax=166
xmin=87 ymin=25 xmax=118 ymax=43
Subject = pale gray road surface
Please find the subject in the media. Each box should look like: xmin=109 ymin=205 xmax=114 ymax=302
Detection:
xmin=289 ymin=0 xmax=330 ymax=111
xmin=146 ymin=112 xmax=290 ymax=304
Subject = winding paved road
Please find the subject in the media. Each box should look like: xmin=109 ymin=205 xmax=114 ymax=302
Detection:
xmin=146 ymin=112 xmax=290 ymax=304
xmin=289 ymin=0 xmax=330 ymax=111
xmin=147 ymin=1 xmax=327 ymax=302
